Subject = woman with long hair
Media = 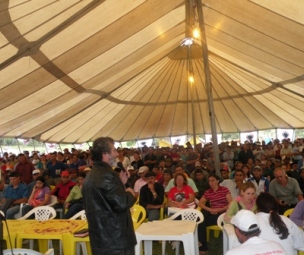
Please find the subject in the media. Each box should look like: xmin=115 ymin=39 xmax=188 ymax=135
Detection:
xmin=224 ymin=182 xmax=257 ymax=223
xmin=22 ymin=176 xmax=51 ymax=216
xmin=256 ymin=193 xmax=304 ymax=255
xmin=198 ymin=173 xmax=232 ymax=254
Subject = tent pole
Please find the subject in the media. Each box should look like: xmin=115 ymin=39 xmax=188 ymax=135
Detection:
xmin=32 ymin=138 xmax=36 ymax=152
xmin=44 ymin=142 xmax=48 ymax=154
xmin=196 ymin=0 xmax=220 ymax=175
xmin=16 ymin=138 xmax=21 ymax=154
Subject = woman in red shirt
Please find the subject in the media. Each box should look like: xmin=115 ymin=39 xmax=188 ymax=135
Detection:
xmin=167 ymin=173 xmax=195 ymax=210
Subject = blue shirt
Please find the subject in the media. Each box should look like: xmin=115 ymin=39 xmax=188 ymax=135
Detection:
xmin=4 ymin=183 xmax=29 ymax=199
xmin=47 ymin=161 xmax=68 ymax=178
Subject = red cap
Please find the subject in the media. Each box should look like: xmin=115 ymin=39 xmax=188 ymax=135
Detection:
xmin=220 ymin=165 xmax=229 ymax=171
xmin=60 ymin=171 xmax=70 ymax=177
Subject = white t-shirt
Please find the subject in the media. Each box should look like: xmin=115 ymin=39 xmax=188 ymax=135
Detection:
xmin=225 ymin=236 xmax=286 ymax=255
xmin=257 ymin=212 xmax=304 ymax=255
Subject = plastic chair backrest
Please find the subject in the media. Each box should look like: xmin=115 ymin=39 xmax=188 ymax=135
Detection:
xmin=131 ymin=204 xmax=146 ymax=230
xmin=217 ymin=213 xmax=225 ymax=229
xmin=17 ymin=206 xmax=57 ymax=221
xmin=48 ymin=195 xmax=58 ymax=206
xmin=167 ymin=208 xmax=204 ymax=224
xmin=283 ymin=208 xmax=294 ymax=218
xmin=69 ymin=210 xmax=87 ymax=220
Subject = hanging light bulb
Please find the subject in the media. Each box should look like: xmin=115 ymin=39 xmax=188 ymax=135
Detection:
xmin=193 ymin=28 xmax=200 ymax=39
xmin=189 ymin=75 xmax=194 ymax=83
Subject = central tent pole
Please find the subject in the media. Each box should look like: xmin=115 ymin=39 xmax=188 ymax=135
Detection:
xmin=196 ymin=0 xmax=221 ymax=175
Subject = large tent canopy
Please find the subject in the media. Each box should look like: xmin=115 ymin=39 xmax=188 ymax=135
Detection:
xmin=1 ymin=0 xmax=304 ymax=144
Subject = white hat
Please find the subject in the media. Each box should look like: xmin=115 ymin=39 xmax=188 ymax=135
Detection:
xmin=84 ymin=167 xmax=91 ymax=172
xmin=127 ymin=166 xmax=135 ymax=171
xmin=32 ymin=169 xmax=41 ymax=175
xmin=138 ymin=166 xmax=149 ymax=174
xmin=6 ymin=167 xmax=12 ymax=171
xmin=231 ymin=210 xmax=259 ymax=232
xmin=195 ymin=161 xmax=201 ymax=167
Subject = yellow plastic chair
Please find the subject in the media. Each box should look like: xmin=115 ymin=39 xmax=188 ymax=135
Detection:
xmin=283 ymin=208 xmax=294 ymax=218
xmin=131 ymin=204 xmax=146 ymax=230
xmin=206 ymin=213 xmax=225 ymax=242
xmin=69 ymin=210 xmax=90 ymax=255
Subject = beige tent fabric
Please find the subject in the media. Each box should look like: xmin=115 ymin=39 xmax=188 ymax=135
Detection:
xmin=0 ymin=0 xmax=304 ymax=143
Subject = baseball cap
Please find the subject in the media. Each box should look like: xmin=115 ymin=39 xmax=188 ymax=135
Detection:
xmin=202 ymin=159 xmax=207 ymax=162
xmin=195 ymin=161 xmax=201 ymax=167
xmin=220 ymin=165 xmax=229 ymax=171
xmin=60 ymin=171 xmax=70 ymax=177
xmin=127 ymin=166 xmax=135 ymax=171
xmin=138 ymin=166 xmax=149 ymax=174
xmin=32 ymin=169 xmax=41 ymax=175
xmin=253 ymin=166 xmax=261 ymax=170
xmin=84 ymin=167 xmax=91 ymax=172
xmin=231 ymin=210 xmax=260 ymax=232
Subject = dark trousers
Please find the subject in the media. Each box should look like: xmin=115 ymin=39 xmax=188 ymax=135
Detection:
xmin=198 ymin=212 xmax=219 ymax=251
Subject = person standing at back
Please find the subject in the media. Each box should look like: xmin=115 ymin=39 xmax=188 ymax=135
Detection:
xmin=82 ymin=137 xmax=136 ymax=255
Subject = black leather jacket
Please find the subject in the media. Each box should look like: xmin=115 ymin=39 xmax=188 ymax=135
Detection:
xmin=82 ymin=161 xmax=136 ymax=254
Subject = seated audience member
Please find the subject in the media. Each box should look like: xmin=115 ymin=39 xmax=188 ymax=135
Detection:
xmin=69 ymin=168 xmax=78 ymax=182
xmin=198 ymin=174 xmax=232 ymax=254
xmin=130 ymin=151 xmax=144 ymax=170
xmin=290 ymin=200 xmax=304 ymax=227
xmin=63 ymin=172 xmax=86 ymax=219
xmin=1 ymin=172 xmax=29 ymax=219
xmin=225 ymin=210 xmax=286 ymax=255
xmin=297 ymin=167 xmax=304 ymax=200
xmin=221 ymin=169 xmax=245 ymax=199
xmin=15 ymin=153 xmax=35 ymax=185
xmin=167 ymin=173 xmax=195 ymax=210
xmin=165 ymin=165 xmax=198 ymax=196
xmin=134 ymin=166 xmax=148 ymax=198
xmin=242 ymin=165 xmax=252 ymax=181
xmin=46 ymin=153 xmax=68 ymax=184
xmin=52 ymin=171 xmax=76 ymax=211
xmin=248 ymin=166 xmax=269 ymax=195
xmin=152 ymin=166 xmax=163 ymax=182
xmin=22 ymin=176 xmax=51 ymax=216
xmin=28 ymin=169 xmax=50 ymax=195
xmin=126 ymin=166 xmax=138 ymax=189
xmin=139 ymin=172 xmax=164 ymax=221
xmin=158 ymin=169 xmax=172 ymax=190
xmin=269 ymin=168 xmax=303 ymax=214
xmin=224 ymin=182 xmax=257 ymax=223
xmin=219 ymin=165 xmax=230 ymax=181
xmin=256 ymin=193 xmax=304 ymax=255
xmin=193 ymin=169 xmax=209 ymax=199
xmin=286 ymin=162 xmax=300 ymax=179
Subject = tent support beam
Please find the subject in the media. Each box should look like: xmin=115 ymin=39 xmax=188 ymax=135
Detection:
xmin=196 ymin=0 xmax=220 ymax=175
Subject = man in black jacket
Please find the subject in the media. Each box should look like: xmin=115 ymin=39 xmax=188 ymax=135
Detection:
xmin=82 ymin=137 xmax=136 ymax=255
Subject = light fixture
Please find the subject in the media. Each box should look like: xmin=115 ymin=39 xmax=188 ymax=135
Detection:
xmin=181 ymin=37 xmax=194 ymax=46
xmin=189 ymin=75 xmax=194 ymax=83
xmin=193 ymin=28 xmax=200 ymax=39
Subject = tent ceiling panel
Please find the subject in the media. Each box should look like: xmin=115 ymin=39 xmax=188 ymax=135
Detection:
xmin=1 ymin=0 xmax=304 ymax=143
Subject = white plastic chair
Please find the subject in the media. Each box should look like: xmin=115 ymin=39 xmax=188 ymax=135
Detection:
xmin=70 ymin=210 xmax=88 ymax=255
xmin=3 ymin=248 xmax=54 ymax=255
xmin=48 ymin=195 xmax=64 ymax=218
xmin=217 ymin=213 xmax=225 ymax=230
xmin=162 ymin=208 xmax=204 ymax=255
xmin=17 ymin=207 xmax=57 ymax=252
xmin=70 ymin=209 xmax=86 ymax=220
xmin=18 ymin=206 xmax=56 ymax=221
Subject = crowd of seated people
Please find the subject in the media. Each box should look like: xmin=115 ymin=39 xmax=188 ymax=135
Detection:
xmin=1 ymin=138 xmax=304 ymax=254
xmin=0 ymin=149 xmax=93 ymax=219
